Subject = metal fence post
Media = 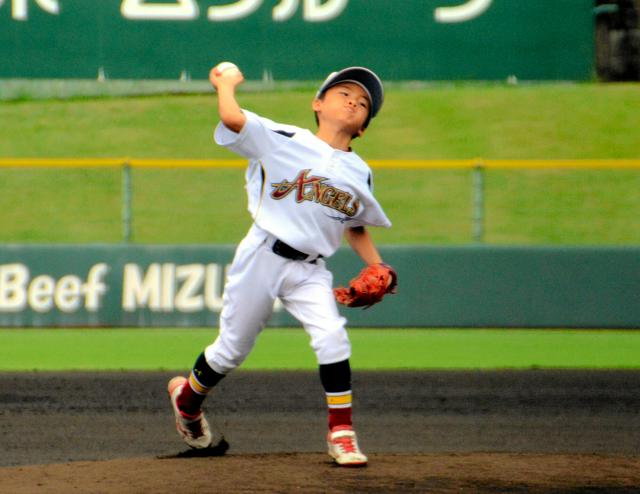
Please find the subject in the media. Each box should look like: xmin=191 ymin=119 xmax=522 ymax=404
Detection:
xmin=472 ymin=160 xmax=485 ymax=243
xmin=122 ymin=161 xmax=132 ymax=243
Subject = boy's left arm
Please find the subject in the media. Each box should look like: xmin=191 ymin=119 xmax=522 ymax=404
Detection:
xmin=344 ymin=226 xmax=383 ymax=266
xmin=335 ymin=227 xmax=397 ymax=308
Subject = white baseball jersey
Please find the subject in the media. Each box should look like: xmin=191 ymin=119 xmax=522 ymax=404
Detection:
xmin=214 ymin=110 xmax=391 ymax=258
xmin=204 ymin=109 xmax=391 ymax=374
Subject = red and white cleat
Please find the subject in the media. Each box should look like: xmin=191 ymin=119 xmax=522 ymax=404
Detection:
xmin=327 ymin=425 xmax=368 ymax=467
xmin=167 ymin=376 xmax=213 ymax=449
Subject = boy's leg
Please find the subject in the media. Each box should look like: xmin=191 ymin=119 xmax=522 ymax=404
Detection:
xmin=203 ymin=233 xmax=283 ymax=375
xmin=319 ymin=359 xmax=353 ymax=430
xmin=175 ymin=351 xmax=226 ymax=416
xmin=169 ymin=229 xmax=282 ymax=448
xmin=281 ymin=262 xmax=367 ymax=466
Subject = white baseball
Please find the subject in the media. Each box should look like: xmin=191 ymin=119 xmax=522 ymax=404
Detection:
xmin=215 ymin=62 xmax=239 ymax=74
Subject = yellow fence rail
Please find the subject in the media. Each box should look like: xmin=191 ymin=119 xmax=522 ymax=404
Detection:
xmin=2 ymin=158 xmax=638 ymax=242
xmin=1 ymin=158 xmax=640 ymax=169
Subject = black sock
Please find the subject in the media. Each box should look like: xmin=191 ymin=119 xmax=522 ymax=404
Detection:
xmin=319 ymin=359 xmax=353 ymax=429
xmin=178 ymin=352 xmax=225 ymax=415
xmin=319 ymin=359 xmax=351 ymax=392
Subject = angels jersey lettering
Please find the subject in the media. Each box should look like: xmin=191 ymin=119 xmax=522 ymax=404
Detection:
xmin=214 ymin=110 xmax=391 ymax=257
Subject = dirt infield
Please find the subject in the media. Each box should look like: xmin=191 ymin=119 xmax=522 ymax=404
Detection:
xmin=1 ymin=370 xmax=639 ymax=493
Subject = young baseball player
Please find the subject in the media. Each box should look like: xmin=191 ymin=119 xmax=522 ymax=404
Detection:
xmin=168 ymin=63 xmax=396 ymax=467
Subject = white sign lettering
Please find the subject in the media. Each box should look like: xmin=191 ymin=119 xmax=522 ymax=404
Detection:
xmin=0 ymin=263 xmax=108 ymax=313
xmin=122 ymin=262 xmax=226 ymax=312
xmin=174 ymin=264 xmax=206 ymax=312
xmin=208 ymin=0 xmax=261 ymax=21
xmin=120 ymin=0 xmax=199 ymax=21
xmin=29 ymin=275 xmax=56 ymax=312
xmin=122 ymin=262 xmax=283 ymax=313
xmin=0 ymin=0 xmax=493 ymax=25
xmin=273 ymin=0 xmax=348 ymax=22
xmin=302 ymin=0 xmax=348 ymax=22
xmin=0 ymin=264 xmax=28 ymax=311
xmin=434 ymin=0 xmax=492 ymax=23
xmin=122 ymin=263 xmax=161 ymax=310
xmin=0 ymin=0 xmax=59 ymax=21
xmin=1 ymin=0 xmax=350 ymax=23
xmin=119 ymin=0 xmax=348 ymax=22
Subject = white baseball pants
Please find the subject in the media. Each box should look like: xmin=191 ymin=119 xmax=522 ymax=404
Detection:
xmin=204 ymin=224 xmax=351 ymax=374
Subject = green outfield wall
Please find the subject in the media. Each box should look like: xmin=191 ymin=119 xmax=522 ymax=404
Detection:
xmin=0 ymin=0 xmax=593 ymax=80
xmin=0 ymin=245 xmax=637 ymax=328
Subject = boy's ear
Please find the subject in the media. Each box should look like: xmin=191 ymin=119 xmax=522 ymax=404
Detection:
xmin=356 ymin=127 xmax=366 ymax=138
xmin=312 ymin=98 xmax=322 ymax=112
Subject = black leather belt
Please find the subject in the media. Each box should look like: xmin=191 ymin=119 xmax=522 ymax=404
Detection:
xmin=272 ymin=239 xmax=321 ymax=263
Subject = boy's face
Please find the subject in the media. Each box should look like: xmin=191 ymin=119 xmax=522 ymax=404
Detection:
xmin=313 ymin=82 xmax=371 ymax=137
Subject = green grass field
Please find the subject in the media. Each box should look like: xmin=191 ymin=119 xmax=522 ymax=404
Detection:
xmin=2 ymin=82 xmax=639 ymax=159
xmin=1 ymin=83 xmax=639 ymax=244
xmin=1 ymin=328 xmax=638 ymax=371
xmin=1 ymin=82 xmax=639 ymax=372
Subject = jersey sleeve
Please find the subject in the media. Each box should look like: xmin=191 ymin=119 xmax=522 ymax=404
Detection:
xmin=347 ymin=161 xmax=391 ymax=229
xmin=214 ymin=110 xmax=289 ymax=160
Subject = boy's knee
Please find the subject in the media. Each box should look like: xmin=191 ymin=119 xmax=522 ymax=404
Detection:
xmin=313 ymin=326 xmax=351 ymax=365
xmin=205 ymin=332 xmax=255 ymax=374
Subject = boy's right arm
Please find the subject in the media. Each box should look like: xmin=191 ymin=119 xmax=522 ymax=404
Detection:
xmin=209 ymin=64 xmax=246 ymax=133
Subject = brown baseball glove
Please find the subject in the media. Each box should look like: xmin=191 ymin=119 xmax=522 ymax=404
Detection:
xmin=334 ymin=263 xmax=398 ymax=308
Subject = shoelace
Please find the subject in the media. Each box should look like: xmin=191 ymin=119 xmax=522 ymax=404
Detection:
xmin=334 ymin=435 xmax=358 ymax=454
